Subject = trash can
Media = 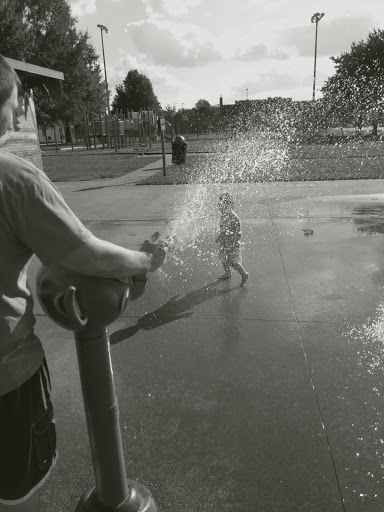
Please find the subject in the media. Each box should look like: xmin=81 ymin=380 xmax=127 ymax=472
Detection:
xmin=171 ymin=135 xmax=187 ymax=164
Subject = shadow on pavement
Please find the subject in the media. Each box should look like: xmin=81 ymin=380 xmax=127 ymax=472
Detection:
xmin=110 ymin=279 xmax=242 ymax=345
xmin=74 ymin=168 xmax=164 ymax=192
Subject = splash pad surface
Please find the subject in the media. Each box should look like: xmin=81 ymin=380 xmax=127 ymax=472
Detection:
xmin=26 ymin=172 xmax=384 ymax=512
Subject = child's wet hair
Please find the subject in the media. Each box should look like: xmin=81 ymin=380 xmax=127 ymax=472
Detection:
xmin=219 ymin=192 xmax=234 ymax=206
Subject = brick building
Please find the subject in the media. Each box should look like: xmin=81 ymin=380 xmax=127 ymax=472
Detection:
xmin=0 ymin=57 xmax=64 ymax=169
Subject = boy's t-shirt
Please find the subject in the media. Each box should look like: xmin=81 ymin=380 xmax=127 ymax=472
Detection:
xmin=219 ymin=210 xmax=241 ymax=249
xmin=0 ymin=150 xmax=93 ymax=396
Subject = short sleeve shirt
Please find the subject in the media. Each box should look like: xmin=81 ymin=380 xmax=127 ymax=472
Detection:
xmin=219 ymin=211 xmax=241 ymax=249
xmin=0 ymin=150 xmax=93 ymax=396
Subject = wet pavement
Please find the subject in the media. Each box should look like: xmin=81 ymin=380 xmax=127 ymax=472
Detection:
xmin=27 ymin=170 xmax=384 ymax=511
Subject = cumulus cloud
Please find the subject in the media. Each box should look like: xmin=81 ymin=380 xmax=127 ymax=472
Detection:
xmin=232 ymin=72 xmax=301 ymax=97
xmin=282 ymin=15 xmax=375 ymax=57
xmin=69 ymin=0 xmax=96 ymax=17
xmin=126 ymin=19 xmax=222 ymax=67
xmin=106 ymin=52 xmax=187 ymax=105
xmin=235 ymin=44 xmax=289 ymax=61
xmin=142 ymin=0 xmax=202 ymax=18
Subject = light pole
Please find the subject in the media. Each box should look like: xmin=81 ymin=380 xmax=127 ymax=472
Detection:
xmin=311 ymin=12 xmax=324 ymax=101
xmin=97 ymin=24 xmax=111 ymax=116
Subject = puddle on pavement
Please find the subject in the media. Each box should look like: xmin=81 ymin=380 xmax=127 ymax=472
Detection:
xmin=352 ymin=204 xmax=384 ymax=236
xmin=354 ymin=204 xmax=384 ymax=216
xmin=301 ymin=204 xmax=384 ymax=238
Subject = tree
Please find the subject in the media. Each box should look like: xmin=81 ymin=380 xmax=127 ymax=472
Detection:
xmin=192 ymin=99 xmax=219 ymax=132
xmin=194 ymin=99 xmax=212 ymax=115
xmin=0 ymin=0 xmax=107 ymax=125
xmin=322 ymin=29 xmax=384 ymax=136
xmin=111 ymin=70 xmax=161 ymax=114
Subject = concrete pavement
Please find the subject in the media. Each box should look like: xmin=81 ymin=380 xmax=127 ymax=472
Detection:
xmin=27 ymin=158 xmax=384 ymax=511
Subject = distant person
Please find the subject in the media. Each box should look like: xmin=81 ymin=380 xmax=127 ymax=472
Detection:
xmin=215 ymin=192 xmax=249 ymax=286
xmin=0 ymin=54 xmax=168 ymax=512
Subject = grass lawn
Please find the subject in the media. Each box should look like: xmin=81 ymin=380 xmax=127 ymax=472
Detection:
xmin=42 ymin=153 xmax=161 ymax=181
xmin=136 ymin=143 xmax=384 ymax=185
xmin=41 ymin=141 xmax=384 ymax=184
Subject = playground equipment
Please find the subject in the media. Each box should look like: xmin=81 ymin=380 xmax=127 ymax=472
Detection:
xmin=36 ymin=264 xmax=157 ymax=512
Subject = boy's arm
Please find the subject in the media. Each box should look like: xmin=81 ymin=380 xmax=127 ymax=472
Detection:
xmin=3 ymin=165 xmax=167 ymax=279
xmin=58 ymin=234 xmax=165 ymax=279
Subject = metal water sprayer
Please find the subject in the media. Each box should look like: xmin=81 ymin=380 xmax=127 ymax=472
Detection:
xmin=36 ymin=264 xmax=156 ymax=512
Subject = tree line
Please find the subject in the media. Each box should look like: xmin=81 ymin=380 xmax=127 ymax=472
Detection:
xmin=1 ymin=0 xmax=384 ymax=140
xmin=0 ymin=0 xmax=162 ymax=128
xmin=170 ymin=28 xmax=384 ymax=141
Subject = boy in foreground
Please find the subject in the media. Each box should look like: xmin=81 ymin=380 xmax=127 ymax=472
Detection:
xmin=215 ymin=192 xmax=249 ymax=286
xmin=0 ymin=55 xmax=168 ymax=512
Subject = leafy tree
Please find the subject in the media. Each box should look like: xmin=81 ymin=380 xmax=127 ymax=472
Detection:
xmin=194 ymin=99 xmax=212 ymax=115
xmin=0 ymin=0 xmax=107 ymax=125
xmin=0 ymin=1 xmax=35 ymax=60
xmin=111 ymin=70 xmax=161 ymax=114
xmin=322 ymin=29 xmax=384 ymax=135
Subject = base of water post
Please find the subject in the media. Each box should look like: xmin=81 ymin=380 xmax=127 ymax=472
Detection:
xmin=75 ymin=480 xmax=157 ymax=512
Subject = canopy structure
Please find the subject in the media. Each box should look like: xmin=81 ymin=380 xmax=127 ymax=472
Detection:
xmin=1 ymin=57 xmax=64 ymax=169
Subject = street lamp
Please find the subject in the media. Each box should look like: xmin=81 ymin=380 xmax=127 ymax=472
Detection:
xmin=97 ymin=24 xmax=111 ymax=116
xmin=311 ymin=12 xmax=325 ymax=101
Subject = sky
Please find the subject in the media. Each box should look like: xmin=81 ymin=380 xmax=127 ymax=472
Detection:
xmin=68 ymin=0 xmax=383 ymax=109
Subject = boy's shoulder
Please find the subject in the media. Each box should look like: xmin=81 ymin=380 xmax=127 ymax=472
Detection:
xmin=0 ymin=150 xmax=42 ymax=183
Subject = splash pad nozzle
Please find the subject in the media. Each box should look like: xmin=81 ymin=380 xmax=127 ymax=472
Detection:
xmin=36 ymin=264 xmax=157 ymax=512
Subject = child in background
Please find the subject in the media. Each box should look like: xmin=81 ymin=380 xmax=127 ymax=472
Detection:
xmin=215 ymin=193 xmax=249 ymax=286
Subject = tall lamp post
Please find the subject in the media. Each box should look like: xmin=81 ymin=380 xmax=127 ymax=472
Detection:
xmin=311 ymin=12 xmax=324 ymax=101
xmin=97 ymin=24 xmax=111 ymax=116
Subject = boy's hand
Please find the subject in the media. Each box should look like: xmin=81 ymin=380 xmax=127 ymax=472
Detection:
xmin=139 ymin=231 xmax=169 ymax=272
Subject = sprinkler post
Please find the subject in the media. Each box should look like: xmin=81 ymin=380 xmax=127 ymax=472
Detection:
xmin=36 ymin=265 xmax=156 ymax=512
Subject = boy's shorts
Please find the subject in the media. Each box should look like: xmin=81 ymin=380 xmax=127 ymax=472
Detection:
xmin=0 ymin=357 xmax=58 ymax=505
xmin=219 ymin=244 xmax=242 ymax=265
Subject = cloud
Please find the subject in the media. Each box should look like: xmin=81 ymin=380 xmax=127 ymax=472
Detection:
xmin=126 ymin=20 xmax=222 ymax=67
xmin=282 ymin=15 xmax=375 ymax=57
xmin=105 ymin=52 xmax=187 ymax=107
xmin=142 ymin=0 xmax=202 ymax=18
xmin=69 ymin=0 xmax=96 ymax=17
xmin=232 ymin=72 xmax=301 ymax=98
xmin=235 ymin=44 xmax=289 ymax=61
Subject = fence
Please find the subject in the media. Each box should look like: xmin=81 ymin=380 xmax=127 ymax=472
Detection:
xmin=39 ymin=109 xmax=174 ymax=151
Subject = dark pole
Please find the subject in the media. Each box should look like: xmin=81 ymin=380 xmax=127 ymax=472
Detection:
xmin=83 ymin=110 xmax=89 ymax=150
xmin=75 ymin=328 xmax=129 ymax=506
xmin=161 ymin=130 xmax=166 ymax=176
xmin=311 ymin=13 xmax=324 ymax=101
xmin=312 ymin=20 xmax=318 ymax=101
xmin=148 ymin=107 xmax=152 ymax=148
xmin=114 ymin=114 xmax=118 ymax=152
xmin=53 ymin=124 xmax=58 ymax=152
xmin=99 ymin=110 xmax=105 ymax=149
xmin=98 ymin=25 xmax=111 ymax=117
xmin=70 ymin=124 xmax=74 ymax=152
xmin=92 ymin=115 xmax=97 ymax=149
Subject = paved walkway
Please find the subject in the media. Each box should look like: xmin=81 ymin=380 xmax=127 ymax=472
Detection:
xmin=28 ymin=159 xmax=384 ymax=511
